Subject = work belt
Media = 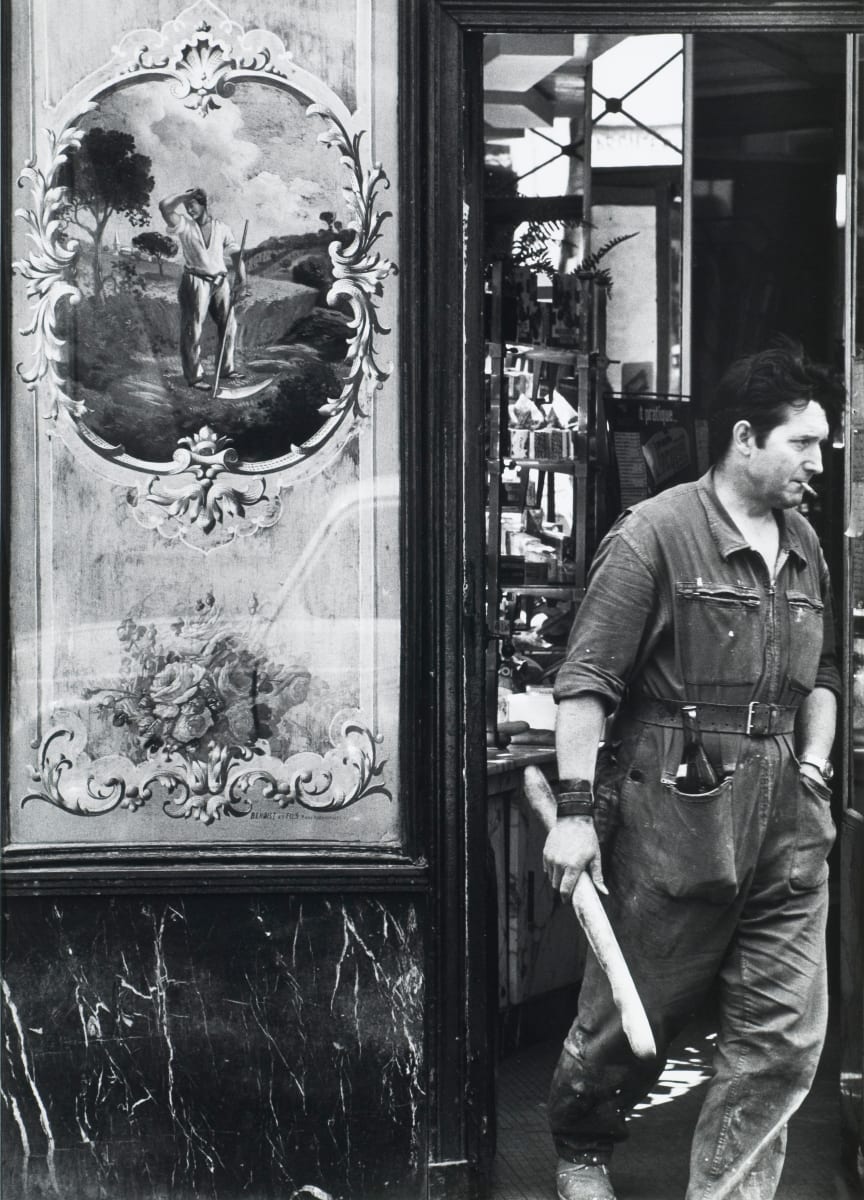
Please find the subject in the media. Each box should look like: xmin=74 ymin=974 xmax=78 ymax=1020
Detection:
xmin=634 ymin=697 xmax=798 ymax=737
xmin=185 ymin=266 xmax=227 ymax=285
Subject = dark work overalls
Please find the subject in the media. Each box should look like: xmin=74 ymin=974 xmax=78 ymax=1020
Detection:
xmin=551 ymin=472 xmax=839 ymax=1200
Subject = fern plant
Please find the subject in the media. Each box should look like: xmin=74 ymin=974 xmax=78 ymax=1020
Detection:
xmin=511 ymin=220 xmax=585 ymax=275
xmin=571 ymin=232 xmax=639 ymax=294
xmin=492 ymin=213 xmax=633 ymax=295
xmin=508 ymin=221 xmax=638 ymax=295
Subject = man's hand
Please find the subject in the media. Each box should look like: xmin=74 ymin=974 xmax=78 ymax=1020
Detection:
xmin=543 ymin=816 xmax=608 ymax=901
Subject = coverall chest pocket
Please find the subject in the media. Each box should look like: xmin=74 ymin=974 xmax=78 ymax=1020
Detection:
xmin=786 ymin=591 xmax=825 ymax=695
xmin=675 ymin=583 xmax=762 ymax=688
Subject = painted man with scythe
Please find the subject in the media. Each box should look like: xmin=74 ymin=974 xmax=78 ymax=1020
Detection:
xmin=159 ymin=187 xmax=250 ymax=390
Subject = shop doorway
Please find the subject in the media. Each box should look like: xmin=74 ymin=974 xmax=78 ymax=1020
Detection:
xmin=477 ymin=26 xmax=859 ymax=1200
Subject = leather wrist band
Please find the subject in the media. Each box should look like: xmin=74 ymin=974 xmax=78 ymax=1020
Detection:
xmin=555 ymin=779 xmax=595 ymax=819
xmin=556 ymin=797 xmax=596 ymax=819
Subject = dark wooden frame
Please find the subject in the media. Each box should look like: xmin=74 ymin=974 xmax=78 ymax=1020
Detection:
xmin=0 ymin=6 xmax=428 ymax=895
xmin=414 ymin=4 xmax=862 ymax=1195
xmin=0 ymin=0 xmax=10 ymax=893
xmin=439 ymin=1 xmax=862 ymax=27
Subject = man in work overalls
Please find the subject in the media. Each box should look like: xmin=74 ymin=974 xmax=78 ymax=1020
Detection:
xmin=544 ymin=346 xmax=844 ymax=1200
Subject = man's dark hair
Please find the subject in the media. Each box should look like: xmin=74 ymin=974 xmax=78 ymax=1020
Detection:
xmin=709 ymin=343 xmax=845 ymax=461
xmin=186 ymin=187 xmax=208 ymax=207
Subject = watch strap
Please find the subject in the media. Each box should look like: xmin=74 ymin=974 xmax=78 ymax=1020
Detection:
xmin=799 ymin=756 xmax=832 ymax=781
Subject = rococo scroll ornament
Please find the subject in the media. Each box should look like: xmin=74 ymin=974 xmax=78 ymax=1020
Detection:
xmin=14 ymin=2 xmax=397 ymax=551
xmin=128 ymin=425 xmax=283 ymax=542
xmin=23 ymin=595 xmax=391 ymax=825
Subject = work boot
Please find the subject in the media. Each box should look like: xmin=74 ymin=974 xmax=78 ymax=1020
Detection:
xmin=556 ymin=1156 xmax=616 ymax=1200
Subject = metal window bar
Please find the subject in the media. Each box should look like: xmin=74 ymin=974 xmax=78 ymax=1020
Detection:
xmin=591 ymin=44 xmax=684 ymax=157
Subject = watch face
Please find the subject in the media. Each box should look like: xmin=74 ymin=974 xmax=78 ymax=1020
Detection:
xmin=803 ymin=758 xmax=834 ymax=782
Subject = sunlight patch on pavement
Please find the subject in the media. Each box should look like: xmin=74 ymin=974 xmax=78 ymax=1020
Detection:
xmin=631 ymin=1032 xmax=716 ymax=1116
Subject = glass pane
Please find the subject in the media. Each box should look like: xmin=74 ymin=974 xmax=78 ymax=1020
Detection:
xmin=591 ymin=34 xmax=684 ymax=166
xmin=590 ymin=36 xmax=685 ymax=397
xmin=7 ymin=3 xmax=403 ymax=851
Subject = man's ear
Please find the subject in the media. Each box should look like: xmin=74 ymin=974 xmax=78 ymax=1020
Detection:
xmin=731 ymin=419 xmax=755 ymax=456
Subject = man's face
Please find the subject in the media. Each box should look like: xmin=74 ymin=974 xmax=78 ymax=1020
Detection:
xmin=747 ymin=400 xmax=830 ymax=509
xmin=184 ymin=197 xmax=205 ymax=221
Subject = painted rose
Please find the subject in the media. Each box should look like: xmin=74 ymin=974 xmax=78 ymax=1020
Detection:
xmin=150 ymin=660 xmax=207 ymax=713
xmin=90 ymin=599 xmax=341 ymax=768
xmin=216 ymin=659 xmax=257 ymax=700
xmin=223 ymin=699 xmax=257 ymax=744
xmin=284 ymin=670 xmax=311 ymax=706
xmin=134 ymin=713 xmax=165 ymax=745
xmin=172 ymin=704 xmax=215 ymax=745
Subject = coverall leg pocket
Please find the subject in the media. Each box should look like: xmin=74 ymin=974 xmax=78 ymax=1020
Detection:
xmin=789 ymin=773 xmax=836 ymax=891
xmin=617 ymin=765 xmax=738 ymax=903
xmin=655 ymin=777 xmax=738 ymax=901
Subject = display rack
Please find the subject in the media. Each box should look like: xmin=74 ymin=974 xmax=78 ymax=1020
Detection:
xmin=485 ymin=261 xmax=612 ymax=745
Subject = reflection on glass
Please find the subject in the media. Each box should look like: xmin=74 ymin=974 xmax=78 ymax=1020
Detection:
xmin=482 ymin=34 xmax=685 ymax=399
xmin=8 ymin=6 xmax=403 ymax=849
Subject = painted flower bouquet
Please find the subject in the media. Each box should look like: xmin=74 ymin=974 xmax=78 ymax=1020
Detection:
xmin=86 ymin=593 xmax=310 ymax=758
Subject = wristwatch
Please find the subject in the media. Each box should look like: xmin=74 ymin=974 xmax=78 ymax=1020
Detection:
xmin=799 ymin=756 xmax=834 ymax=783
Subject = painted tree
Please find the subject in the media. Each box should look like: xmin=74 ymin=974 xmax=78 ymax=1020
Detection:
xmin=132 ymin=231 xmax=178 ymax=277
xmin=57 ymin=127 xmax=154 ymax=300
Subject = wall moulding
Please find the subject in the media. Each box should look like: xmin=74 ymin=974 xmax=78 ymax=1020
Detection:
xmin=0 ymin=846 xmax=428 ymax=894
xmin=438 ymin=1 xmax=864 ymax=30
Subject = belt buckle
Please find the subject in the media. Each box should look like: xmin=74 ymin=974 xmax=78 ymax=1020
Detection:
xmin=746 ymin=701 xmax=771 ymax=737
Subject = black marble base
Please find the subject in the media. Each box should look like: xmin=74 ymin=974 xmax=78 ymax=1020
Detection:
xmin=2 ymin=895 xmax=426 ymax=1199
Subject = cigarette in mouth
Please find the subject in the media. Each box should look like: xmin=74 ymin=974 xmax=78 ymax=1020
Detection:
xmin=802 ymin=482 xmax=818 ymax=497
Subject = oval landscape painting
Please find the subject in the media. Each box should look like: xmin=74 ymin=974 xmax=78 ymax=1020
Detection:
xmin=56 ymin=78 xmax=353 ymax=464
